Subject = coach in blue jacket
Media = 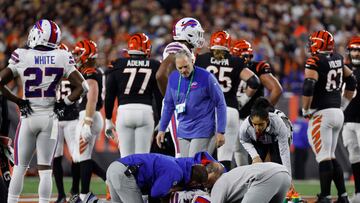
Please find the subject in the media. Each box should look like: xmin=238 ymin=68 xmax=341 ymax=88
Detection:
xmin=106 ymin=153 xmax=208 ymax=203
xmin=156 ymin=49 xmax=227 ymax=157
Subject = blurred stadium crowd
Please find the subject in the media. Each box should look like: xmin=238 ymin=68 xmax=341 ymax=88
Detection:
xmin=1 ymin=0 xmax=360 ymax=94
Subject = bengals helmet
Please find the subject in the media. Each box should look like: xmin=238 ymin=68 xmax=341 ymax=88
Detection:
xmin=231 ymin=40 xmax=253 ymax=57
xmin=58 ymin=43 xmax=69 ymax=51
xmin=347 ymin=36 xmax=360 ymax=65
xmin=72 ymin=39 xmax=97 ymax=67
xmin=308 ymin=30 xmax=334 ymax=55
xmin=347 ymin=36 xmax=360 ymax=50
xmin=128 ymin=33 xmax=151 ymax=57
xmin=210 ymin=31 xmax=231 ymax=51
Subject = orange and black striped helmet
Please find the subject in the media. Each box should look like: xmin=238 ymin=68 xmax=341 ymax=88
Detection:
xmin=231 ymin=39 xmax=253 ymax=57
xmin=73 ymin=39 xmax=98 ymax=67
xmin=308 ymin=30 xmax=334 ymax=55
xmin=128 ymin=33 xmax=151 ymax=57
xmin=58 ymin=43 xmax=69 ymax=51
xmin=210 ymin=31 xmax=231 ymax=51
xmin=347 ymin=36 xmax=360 ymax=50
xmin=73 ymin=39 xmax=98 ymax=74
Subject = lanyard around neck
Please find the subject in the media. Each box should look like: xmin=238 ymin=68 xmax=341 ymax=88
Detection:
xmin=176 ymin=68 xmax=195 ymax=103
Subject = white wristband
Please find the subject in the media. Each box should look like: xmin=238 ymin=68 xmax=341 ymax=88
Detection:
xmin=64 ymin=96 xmax=74 ymax=105
xmin=84 ymin=116 xmax=93 ymax=123
xmin=105 ymin=119 xmax=113 ymax=126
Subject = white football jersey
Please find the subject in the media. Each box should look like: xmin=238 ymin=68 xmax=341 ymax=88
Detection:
xmin=8 ymin=48 xmax=76 ymax=114
xmin=162 ymin=41 xmax=195 ymax=62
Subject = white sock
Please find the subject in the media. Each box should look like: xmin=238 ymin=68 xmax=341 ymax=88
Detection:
xmin=38 ymin=169 xmax=52 ymax=203
xmin=80 ymin=193 xmax=87 ymax=201
xmin=7 ymin=165 xmax=27 ymax=203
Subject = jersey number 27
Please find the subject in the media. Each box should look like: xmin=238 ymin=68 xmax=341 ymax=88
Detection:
xmin=24 ymin=67 xmax=63 ymax=98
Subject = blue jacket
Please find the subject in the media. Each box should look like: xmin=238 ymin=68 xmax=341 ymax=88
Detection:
xmin=118 ymin=153 xmax=183 ymax=198
xmin=175 ymin=151 xmax=218 ymax=184
xmin=159 ymin=67 xmax=227 ymax=138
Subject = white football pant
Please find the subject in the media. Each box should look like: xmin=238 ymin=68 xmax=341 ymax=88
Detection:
xmin=307 ymin=108 xmax=344 ymax=163
xmin=116 ymin=104 xmax=154 ymax=157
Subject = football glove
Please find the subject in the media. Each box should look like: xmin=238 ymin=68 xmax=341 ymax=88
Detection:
xmin=302 ymin=108 xmax=316 ymax=119
xmin=105 ymin=119 xmax=116 ymax=139
xmin=81 ymin=123 xmax=92 ymax=142
xmin=237 ymin=94 xmax=251 ymax=110
xmin=17 ymin=99 xmax=33 ymax=117
xmin=54 ymin=100 xmax=66 ymax=118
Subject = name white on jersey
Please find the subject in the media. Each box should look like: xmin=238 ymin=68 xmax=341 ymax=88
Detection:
xmin=8 ymin=48 xmax=76 ymax=114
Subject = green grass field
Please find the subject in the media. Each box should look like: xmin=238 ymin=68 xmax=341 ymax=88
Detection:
xmin=22 ymin=177 xmax=356 ymax=197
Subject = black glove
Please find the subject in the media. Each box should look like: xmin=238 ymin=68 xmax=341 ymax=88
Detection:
xmin=17 ymin=99 xmax=33 ymax=117
xmin=54 ymin=100 xmax=66 ymax=118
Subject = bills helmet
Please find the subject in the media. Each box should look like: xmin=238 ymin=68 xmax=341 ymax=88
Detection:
xmin=173 ymin=17 xmax=205 ymax=48
xmin=27 ymin=19 xmax=61 ymax=49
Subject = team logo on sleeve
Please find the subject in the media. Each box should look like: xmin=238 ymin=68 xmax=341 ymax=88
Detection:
xmin=10 ymin=52 xmax=20 ymax=64
xmin=181 ymin=20 xmax=198 ymax=31
xmin=69 ymin=56 xmax=75 ymax=64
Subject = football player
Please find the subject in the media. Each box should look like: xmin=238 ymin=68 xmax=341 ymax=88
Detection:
xmin=71 ymin=39 xmax=106 ymax=201
xmin=231 ymin=39 xmax=283 ymax=166
xmin=0 ymin=135 xmax=13 ymax=202
xmin=0 ymin=19 xmax=85 ymax=203
xmin=194 ymin=31 xmax=259 ymax=170
xmin=302 ymin=30 xmax=356 ymax=203
xmin=105 ymin=33 xmax=161 ymax=157
xmin=156 ymin=17 xmax=205 ymax=157
xmin=342 ymin=36 xmax=360 ymax=203
xmin=52 ymin=43 xmax=82 ymax=203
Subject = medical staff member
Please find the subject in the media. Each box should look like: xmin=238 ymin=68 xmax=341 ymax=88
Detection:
xmin=211 ymin=162 xmax=291 ymax=203
xmin=156 ymin=49 xmax=227 ymax=157
xmin=106 ymin=153 xmax=208 ymax=202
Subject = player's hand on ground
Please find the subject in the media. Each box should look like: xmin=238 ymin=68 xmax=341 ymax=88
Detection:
xmin=105 ymin=119 xmax=116 ymax=139
xmin=156 ymin=131 xmax=165 ymax=148
xmin=252 ymin=156 xmax=263 ymax=163
xmin=54 ymin=100 xmax=66 ymax=118
xmin=215 ymin=133 xmax=225 ymax=148
xmin=17 ymin=99 xmax=33 ymax=117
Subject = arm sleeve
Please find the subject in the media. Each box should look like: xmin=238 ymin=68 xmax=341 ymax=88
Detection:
xmin=207 ymin=74 xmax=227 ymax=133
xmin=239 ymin=121 xmax=259 ymax=159
xmin=275 ymin=117 xmax=292 ymax=177
xmin=151 ymin=167 xmax=183 ymax=198
xmin=62 ymin=51 xmax=76 ymax=78
xmin=105 ymin=69 xmax=118 ymax=119
xmin=7 ymin=50 xmax=21 ymax=77
xmin=304 ymin=56 xmax=319 ymax=71
xmin=256 ymin=61 xmax=272 ymax=75
xmin=159 ymin=79 xmax=175 ymax=132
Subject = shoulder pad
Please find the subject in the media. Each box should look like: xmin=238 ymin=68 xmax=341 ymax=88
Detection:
xmin=305 ymin=56 xmax=320 ymax=68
